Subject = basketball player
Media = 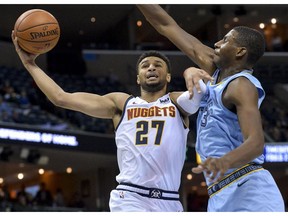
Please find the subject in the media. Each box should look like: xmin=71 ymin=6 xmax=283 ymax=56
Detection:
xmin=137 ymin=5 xmax=285 ymax=212
xmin=12 ymin=32 xmax=212 ymax=211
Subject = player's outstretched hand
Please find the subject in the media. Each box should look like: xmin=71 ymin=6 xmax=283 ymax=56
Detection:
xmin=183 ymin=67 xmax=213 ymax=99
xmin=11 ymin=30 xmax=39 ymax=65
xmin=192 ymin=157 xmax=229 ymax=183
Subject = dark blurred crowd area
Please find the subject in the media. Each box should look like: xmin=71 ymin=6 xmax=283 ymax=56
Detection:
xmin=0 ymin=65 xmax=124 ymax=134
xmin=0 ymin=64 xmax=287 ymax=143
xmin=0 ymin=182 xmax=86 ymax=212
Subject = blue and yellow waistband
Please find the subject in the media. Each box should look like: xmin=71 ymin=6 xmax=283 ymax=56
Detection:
xmin=207 ymin=163 xmax=263 ymax=197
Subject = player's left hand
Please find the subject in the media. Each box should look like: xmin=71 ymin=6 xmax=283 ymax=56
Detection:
xmin=192 ymin=157 xmax=229 ymax=183
xmin=11 ymin=30 xmax=39 ymax=65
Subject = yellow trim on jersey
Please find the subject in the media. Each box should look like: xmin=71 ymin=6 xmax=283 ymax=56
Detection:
xmin=196 ymin=153 xmax=202 ymax=164
xmin=207 ymin=163 xmax=264 ymax=198
xmin=209 ymin=168 xmax=264 ymax=198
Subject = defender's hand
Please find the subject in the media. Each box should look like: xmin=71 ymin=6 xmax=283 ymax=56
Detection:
xmin=183 ymin=67 xmax=213 ymax=99
xmin=194 ymin=157 xmax=229 ymax=183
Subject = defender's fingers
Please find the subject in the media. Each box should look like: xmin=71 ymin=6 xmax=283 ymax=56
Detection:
xmin=192 ymin=165 xmax=204 ymax=174
xmin=11 ymin=31 xmax=19 ymax=49
xmin=193 ymin=79 xmax=201 ymax=93
xmin=199 ymin=69 xmax=214 ymax=83
xmin=185 ymin=79 xmax=194 ymax=99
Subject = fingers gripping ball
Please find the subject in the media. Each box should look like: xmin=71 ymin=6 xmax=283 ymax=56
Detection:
xmin=14 ymin=9 xmax=60 ymax=54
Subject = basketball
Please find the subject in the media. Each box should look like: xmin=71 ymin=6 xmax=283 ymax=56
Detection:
xmin=14 ymin=9 xmax=60 ymax=54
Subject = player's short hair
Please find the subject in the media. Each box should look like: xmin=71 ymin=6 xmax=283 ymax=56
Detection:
xmin=233 ymin=26 xmax=265 ymax=66
xmin=136 ymin=51 xmax=171 ymax=74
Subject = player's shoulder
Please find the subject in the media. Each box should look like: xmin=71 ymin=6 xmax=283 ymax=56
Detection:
xmin=105 ymin=92 xmax=131 ymax=110
xmin=224 ymin=76 xmax=259 ymax=105
xmin=227 ymin=75 xmax=255 ymax=90
xmin=105 ymin=92 xmax=130 ymax=98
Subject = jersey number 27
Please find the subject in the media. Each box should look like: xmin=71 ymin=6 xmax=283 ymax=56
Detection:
xmin=135 ymin=120 xmax=165 ymax=145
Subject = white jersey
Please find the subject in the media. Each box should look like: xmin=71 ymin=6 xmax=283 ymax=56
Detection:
xmin=115 ymin=93 xmax=189 ymax=191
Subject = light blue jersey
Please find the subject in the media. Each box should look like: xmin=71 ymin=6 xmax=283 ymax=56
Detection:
xmin=196 ymin=69 xmax=265 ymax=175
xmin=195 ymin=69 xmax=284 ymax=212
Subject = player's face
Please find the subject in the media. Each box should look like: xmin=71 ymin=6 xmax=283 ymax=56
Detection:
xmin=213 ymin=30 xmax=241 ymax=69
xmin=137 ymin=56 xmax=171 ymax=92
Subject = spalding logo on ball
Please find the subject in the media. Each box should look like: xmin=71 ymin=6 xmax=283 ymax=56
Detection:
xmin=14 ymin=9 xmax=60 ymax=54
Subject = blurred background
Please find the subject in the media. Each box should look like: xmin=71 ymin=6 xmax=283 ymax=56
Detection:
xmin=0 ymin=4 xmax=287 ymax=212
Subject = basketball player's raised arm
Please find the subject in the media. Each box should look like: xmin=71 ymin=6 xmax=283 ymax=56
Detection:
xmin=12 ymin=31 xmax=128 ymax=120
xmin=137 ymin=4 xmax=216 ymax=75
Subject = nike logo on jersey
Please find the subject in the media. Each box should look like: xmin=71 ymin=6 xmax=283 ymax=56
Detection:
xmin=237 ymin=179 xmax=249 ymax=187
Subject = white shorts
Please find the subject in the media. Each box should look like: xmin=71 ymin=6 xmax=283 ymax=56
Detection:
xmin=109 ymin=189 xmax=183 ymax=212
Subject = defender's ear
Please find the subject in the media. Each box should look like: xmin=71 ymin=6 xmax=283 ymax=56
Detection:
xmin=236 ymin=47 xmax=247 ymax=57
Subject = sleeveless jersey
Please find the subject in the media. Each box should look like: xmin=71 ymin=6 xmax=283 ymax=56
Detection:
xmin=196 ymin=69 xmax=265 ymax=184
xmin=115 ymin=93 xmax=189 ymax=191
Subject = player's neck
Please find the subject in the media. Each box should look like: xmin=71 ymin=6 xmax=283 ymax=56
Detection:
xmin=217 ymin=65 xmax=251 ymax=83
xmin=140 ymin=89 xmax=167 ymax=103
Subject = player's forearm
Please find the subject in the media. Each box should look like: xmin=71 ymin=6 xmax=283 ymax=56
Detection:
xmin=137 ymin=4 xmax=176 ymax=35
xmin=222 ymin=138 xmax=264 ymax=168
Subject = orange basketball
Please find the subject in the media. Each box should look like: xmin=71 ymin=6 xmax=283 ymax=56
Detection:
xmin=14 ymin=9 xmax=60 ymax=54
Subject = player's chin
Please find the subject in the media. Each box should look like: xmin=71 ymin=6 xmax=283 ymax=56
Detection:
xmin=213 ymin=58 xmax=225 ymax=70
xmin=142 ymin=82 xmax=164 ymax=92
xmin=212 ymin=56 xmax=219 ymax=66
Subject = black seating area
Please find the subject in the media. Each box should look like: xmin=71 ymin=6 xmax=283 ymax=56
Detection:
xmin=261 ymin=95 xmax=288 ymax=142
xmin=0 ymin=65 xmax=125 ymax=134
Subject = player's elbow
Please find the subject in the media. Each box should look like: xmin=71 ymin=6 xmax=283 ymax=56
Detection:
xmin=145 ymin=18 xmax=166 ymax=35
xmin=49 ymin=90 xmax=68 ymax=108
xmin=253 ymin=135 xmax=265 ymax=157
